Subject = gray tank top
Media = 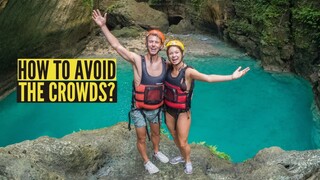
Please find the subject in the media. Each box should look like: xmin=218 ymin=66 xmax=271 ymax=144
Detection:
xmin=140 ymin=55 xmax=166 ymax=85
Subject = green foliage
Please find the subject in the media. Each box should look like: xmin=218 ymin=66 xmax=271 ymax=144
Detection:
xmin=190 ymin=0 xmax=204 ymax=12
xmin=234 ymin=0 xmax=291 ymax=26
xmin=230 ymin=0 xmax=292 ymax=46
xmin=148 ymin=0 xmax=165 ymax=5
xmin=106 ymin=3 xmax=124 ymax=13
xmin=227 ymin=19 xmax=257 ymax=36
xmin=82 ymin=0 xmax=93 ymax=8
xmin=292 ymin=29 xmax=309 ymax=49
xmin=293 ymin=6 xmax=320 ymax=28
xmin=195 ymin=141 xmax=231 ymax=161
xmin=252 ymin=1 xmax=285 ymax=26
xmin=261 ymin=30 xmax=279 ymax=45
xmin=292 ymin=6 xmax=320 ymax=45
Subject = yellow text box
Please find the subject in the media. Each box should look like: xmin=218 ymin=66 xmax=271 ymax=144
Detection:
xmin=17 ymin=59 xmax=117 ymax=81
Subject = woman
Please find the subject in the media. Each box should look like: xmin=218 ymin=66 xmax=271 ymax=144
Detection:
xmin=164 ymin=40 xmax=250 ymax=174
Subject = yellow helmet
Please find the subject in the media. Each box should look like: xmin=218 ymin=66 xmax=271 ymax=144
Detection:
xmin=166 ymin=40 xmax=185 ymax=51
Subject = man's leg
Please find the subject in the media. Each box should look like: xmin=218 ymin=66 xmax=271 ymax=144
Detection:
xmin=131 ymin=110 xmax=160 ymax=174
xmin=136 ymin=126 xmax=160 ymax=174
xmin=131 ymin=110 xmax=150 ymax=163
xmin=150 ymin=122 xmax=160 ymax=153
xmin=135 ymin=127 xmax=149 ymax=163
xmin=148 ymin=109 xmax=169 ymax=163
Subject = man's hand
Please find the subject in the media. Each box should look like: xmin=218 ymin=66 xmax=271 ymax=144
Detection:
xmin=92 ymin=9 xmax=107 ymax=28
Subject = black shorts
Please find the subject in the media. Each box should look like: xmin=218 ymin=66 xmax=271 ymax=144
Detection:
xmin=165 ymin=106 xmax=188 ymax=120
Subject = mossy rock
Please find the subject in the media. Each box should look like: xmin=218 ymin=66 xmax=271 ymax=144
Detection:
xmin=112 ymin=26 xmax=144 ymax=38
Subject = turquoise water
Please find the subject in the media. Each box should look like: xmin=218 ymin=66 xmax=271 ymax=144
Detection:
xmin=0 ymin=55 xmax=315 ymax=162
xmin=187 ymin=57 xmax=314 ymax=162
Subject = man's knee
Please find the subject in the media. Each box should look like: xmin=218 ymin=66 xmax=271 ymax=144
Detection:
xmin=178 ymin=139 xmax=188 ymax=148
xmin=137 ymin=136 xmax=147 ymax=144
xmin=136 ymin=127 xmax=147 ymax=144
xmin=151 ymin=130 xmax=160 ymax=137
xmin=150 ymin=123 xmax=160 ymax=137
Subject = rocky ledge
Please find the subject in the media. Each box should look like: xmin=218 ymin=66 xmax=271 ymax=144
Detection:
xmin=79 ymin=31 xmax=221 ymax=59
xmin=0 ymin=122 xmax=319 ymax=179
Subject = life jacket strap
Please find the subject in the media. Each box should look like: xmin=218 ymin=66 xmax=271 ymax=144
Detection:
xmin=128 ymin=108 xmax=163 ymax=141
xmin=128 ymin=111 xmax=132 ymax=131
xmin=156 ymin=107 xmax=163 ymax=135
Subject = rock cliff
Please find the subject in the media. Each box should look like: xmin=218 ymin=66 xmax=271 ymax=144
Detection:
xmin=197 ymin=0 xmax=320 ymax=107
xmin=0 ymin=0 xmax=92 ymax=99
xmin=0 ymin=122 xmax=319 ymax=179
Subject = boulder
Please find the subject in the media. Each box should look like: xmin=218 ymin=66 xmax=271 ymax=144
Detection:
xmin=168 ymin=19 xmax=195 ymax=34
xmin=103 ymin=0 xmax=169 ymax=32
xmin=0 ymin=122 xmax=319 ymax=179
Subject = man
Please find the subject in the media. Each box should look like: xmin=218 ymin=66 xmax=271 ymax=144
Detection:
xmin=92 ymin=9 xmax=169 ymax=174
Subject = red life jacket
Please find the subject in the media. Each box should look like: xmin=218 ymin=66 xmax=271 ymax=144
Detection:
xmin=134 ymin=84 xmax=164 ymax=109
xmin=164 ymin=66 xmax=194 ymax=111
xmin=132 ymin=55 xmax=166 ymax=110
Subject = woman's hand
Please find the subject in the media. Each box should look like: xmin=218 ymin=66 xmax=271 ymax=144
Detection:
xmin=232 ymin=66 xmax=250 ymax=80
xmin=92 ymin=9 xmax=107 ymax=28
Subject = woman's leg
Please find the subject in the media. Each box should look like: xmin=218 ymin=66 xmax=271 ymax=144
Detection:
xmin=165 ymin=112 xmax=180 ymax=147
xmin=176 ymin=111 xmax=191 ymax=163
